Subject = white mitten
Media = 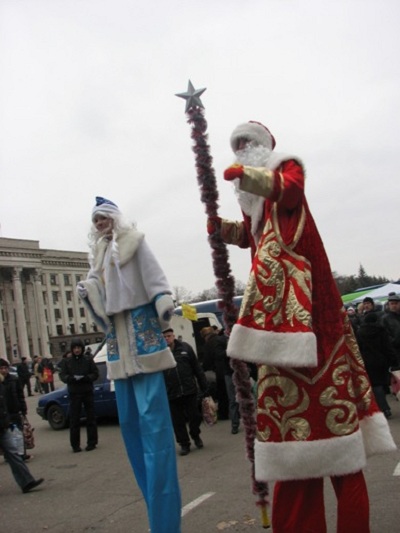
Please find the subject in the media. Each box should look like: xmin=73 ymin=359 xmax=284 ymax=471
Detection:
xmin=77 ymin=283 xmax=88 ymax=299
xmin=155 ymin=294 xmax=175 ymax=330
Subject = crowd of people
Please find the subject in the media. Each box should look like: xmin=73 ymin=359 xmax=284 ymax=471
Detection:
xmin=347 ymin=293 xmax=400 ymax=418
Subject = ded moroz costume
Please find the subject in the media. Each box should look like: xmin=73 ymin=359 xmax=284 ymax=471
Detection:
xmin=77 ymin=197 xmax=181 ymax=533
xmin=218 ymin=121 xmax=396 ymax=532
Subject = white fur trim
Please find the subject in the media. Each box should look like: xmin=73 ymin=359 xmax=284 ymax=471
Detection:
xmin=227 ymin=323 xmax=317 ymax=368
xmin=359 ymin=412 xmax=397 ymax=456
xmin=92 ymin=204 xmax=121 ymax=221
xmin=231 ymin=122 xmax=274 ymax=151
xmin=106 ymin=311 xmax=176 ymax=380
xmin=255 ymin=429 xmax=367 ymax=482
xmin=107 ymin=348 xmax=176 ymax=380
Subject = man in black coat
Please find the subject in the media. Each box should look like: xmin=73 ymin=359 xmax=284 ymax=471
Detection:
xmin=163 ymin=329 xmax=208 ymax=456
xmin=17 ymin=357 xmax=33 ymax=397
xmin=59 ymin=338 xmax=99 ymax=453
xmin=382 ymin=293 xmax=400 ymax=367
xmin=357 ymin=313 xmax=397 ymax=418
xmin=0 ymin=358 xmax=44 ymax=493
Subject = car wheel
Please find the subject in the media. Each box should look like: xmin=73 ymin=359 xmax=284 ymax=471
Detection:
xmin=47 ymin=404 xmax=68 ymax=430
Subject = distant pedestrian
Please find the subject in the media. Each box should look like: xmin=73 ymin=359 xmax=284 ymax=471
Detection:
xmin=0 ymin=358 xmax=43 ymax=493
xmin=38 ymin=358 xmax=55 ymax=394
xmin=33 ymin=356 xmax=43 ymax=394
xmin=357 ymin=313 xmax=398 ymax=418
xmin=201 ymin=326 xmax=238 ymax=432
xmin=17 ymin=357 xmax=33 ymax=397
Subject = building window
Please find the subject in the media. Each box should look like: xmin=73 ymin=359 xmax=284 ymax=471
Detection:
xmin=42 ymin=292 xmax=47 ymax=305
xmin=44 ymin=309 xmax=48 ymax=321
xmin=54 ymin=309 xmax=61 ymax=321
xmin=67 ymin=308 xmax=74 ymax=319
xmin=50 ymin=274 xmax=58 ymax=285
xmin=66 ymin=291 xmax=72 ymax=303
xmin=93 ymin=324 xmax=98 ymax=332
xmin=52 ymin=291 xmax=59 ymax=304
xmin=64 ymin=274 xmax=71 ymax=286
xmin=69 ymin=324 xmax=75 ymax=334
xmin=56 ymin=325 xmax=63 ymax=335
xmin=81 ymin=323 xmax=87 ymax=333
xmin=79 ymin=308 xmax=85 ymax=318
xmin=76 ymin=274 xmax=82 ymax=283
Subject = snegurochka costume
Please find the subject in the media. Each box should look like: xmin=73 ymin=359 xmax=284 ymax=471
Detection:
xmin=220 ymin=122 xmax=396 ymax=532
xmin=77 ymin=197 xmax=181 ymax=533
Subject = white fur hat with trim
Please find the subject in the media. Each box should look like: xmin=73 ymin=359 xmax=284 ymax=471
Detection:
xmin=92 ymin=196 xmax=121 ymax=221
xmin=230 ymin=121 xmax=276 ymax=152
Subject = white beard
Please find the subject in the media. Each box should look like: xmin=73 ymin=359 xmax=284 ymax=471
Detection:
xmin=232 ymin=144 xmax=272 ymax=240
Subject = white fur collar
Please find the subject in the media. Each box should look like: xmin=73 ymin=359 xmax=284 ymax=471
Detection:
xmin=91 ymin=228 xmax=144 ymax=271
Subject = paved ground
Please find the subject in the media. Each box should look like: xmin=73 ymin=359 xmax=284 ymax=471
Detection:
xmin=2 ymin=380 xmax=400 ymax=532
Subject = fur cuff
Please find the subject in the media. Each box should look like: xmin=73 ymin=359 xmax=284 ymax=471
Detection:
xmin=360 ymin=411 xmax=397 ymax=456
xmin=227 ymin=324 xmax=317 ymax=367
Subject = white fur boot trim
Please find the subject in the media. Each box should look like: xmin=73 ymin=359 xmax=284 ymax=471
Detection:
xmin=255 ymin=429 xmax=367 ymax=482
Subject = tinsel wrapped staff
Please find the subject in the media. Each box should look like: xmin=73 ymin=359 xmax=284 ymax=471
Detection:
xmin=176 ymin=80 xmax=270 ymax=528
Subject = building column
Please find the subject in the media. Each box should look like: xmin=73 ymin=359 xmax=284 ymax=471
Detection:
xmin=12 ymin=267 xmax=31 ymax=359
xmin=33 ymin=270 xmax=50 ymax=357
xmin=0 ymin=300 xmax=7 ymax=357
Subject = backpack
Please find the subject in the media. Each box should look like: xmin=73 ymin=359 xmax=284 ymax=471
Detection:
xmin=42 ymin=367 xmax=53 ymax=383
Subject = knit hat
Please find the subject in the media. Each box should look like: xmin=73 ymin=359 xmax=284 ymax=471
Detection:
xmin=363 ymin=297 xmax=374 ymax=305
xmin=388 ymin=294 xmax=400 ymax=302
xmin=230 ymin=121 xmax=276 ymax=152
xmin=0 ymin=358 xmax=10 ymax=367
xmin=92 ymin=196 xmax=121 ymax=221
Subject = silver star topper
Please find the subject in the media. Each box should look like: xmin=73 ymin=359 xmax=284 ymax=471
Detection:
xmin=176 ymin=80 xmax=206 ymax=112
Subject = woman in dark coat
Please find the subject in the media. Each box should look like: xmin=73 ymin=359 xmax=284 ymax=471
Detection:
xmin=357 ymin=312 xmax=397 ymax=418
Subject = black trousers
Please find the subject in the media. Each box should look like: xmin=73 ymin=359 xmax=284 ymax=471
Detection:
xmin=69 ymin=391 xmax=98 ymax=449
xmin=168 ymin=393 xmax=201 ymax=447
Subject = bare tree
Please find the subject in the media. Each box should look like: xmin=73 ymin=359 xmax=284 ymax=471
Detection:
xmin=172 ymin=286 xmax=193 ymax=306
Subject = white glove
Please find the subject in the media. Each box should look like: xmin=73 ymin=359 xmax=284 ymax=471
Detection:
xmin=77 ymin=283 xmax=87 ymax=299
xmin=155 ymin=294 xmax=175 ymax=330
xmin=74 ymin=375 xmax=84 ymax=381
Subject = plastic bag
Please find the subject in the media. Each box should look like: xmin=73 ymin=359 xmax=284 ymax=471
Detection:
xmin=201 ymin=396 xmax=218 ymax=427
xmin=22 ymin=415 xmax=35 ymax=450
xmin=10 ymin=425 xmax=25 ymax=455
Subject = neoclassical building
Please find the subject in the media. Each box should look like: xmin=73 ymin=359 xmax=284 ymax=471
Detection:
xmin=0 ymin=237 xmax=104 ymax=362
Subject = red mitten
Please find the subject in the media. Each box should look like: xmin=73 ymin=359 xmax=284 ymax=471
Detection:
xmin=224 ymin=164 xmax=244 ymax=181
xmin=207 ymin=216 xmax=221 ymax=235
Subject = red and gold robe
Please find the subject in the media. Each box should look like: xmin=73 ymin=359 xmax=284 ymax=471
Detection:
xmin=222 ymin=157 xmax=396 ymax=482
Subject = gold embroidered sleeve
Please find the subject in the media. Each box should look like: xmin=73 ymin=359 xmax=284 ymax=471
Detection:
xmin=240 ymin=166 xmax=275 ymax=198
xmin=220 ymin=219 xmax=249 ymax=247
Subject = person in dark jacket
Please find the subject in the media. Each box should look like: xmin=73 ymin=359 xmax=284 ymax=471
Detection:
xmin=201 ymin=326 xmax=239 ymax=433
xmin=17 ymin=357 xmax=33 ymax=397
xmin=59 ymin=338 xmax=99 ymax=452
xmin=357 ymin=313 xmax=397 ymax=418
xmin=382 ymin=293 xmax=400 ymax=367
xmin=0 ymin=359 xmax=44 ymax=493
xmin=163 ymin=328 xmax=208 ymax=456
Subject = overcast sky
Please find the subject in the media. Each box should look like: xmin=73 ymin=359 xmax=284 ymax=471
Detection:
xmin=1 ymin=0 xmax=399 ymax=296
